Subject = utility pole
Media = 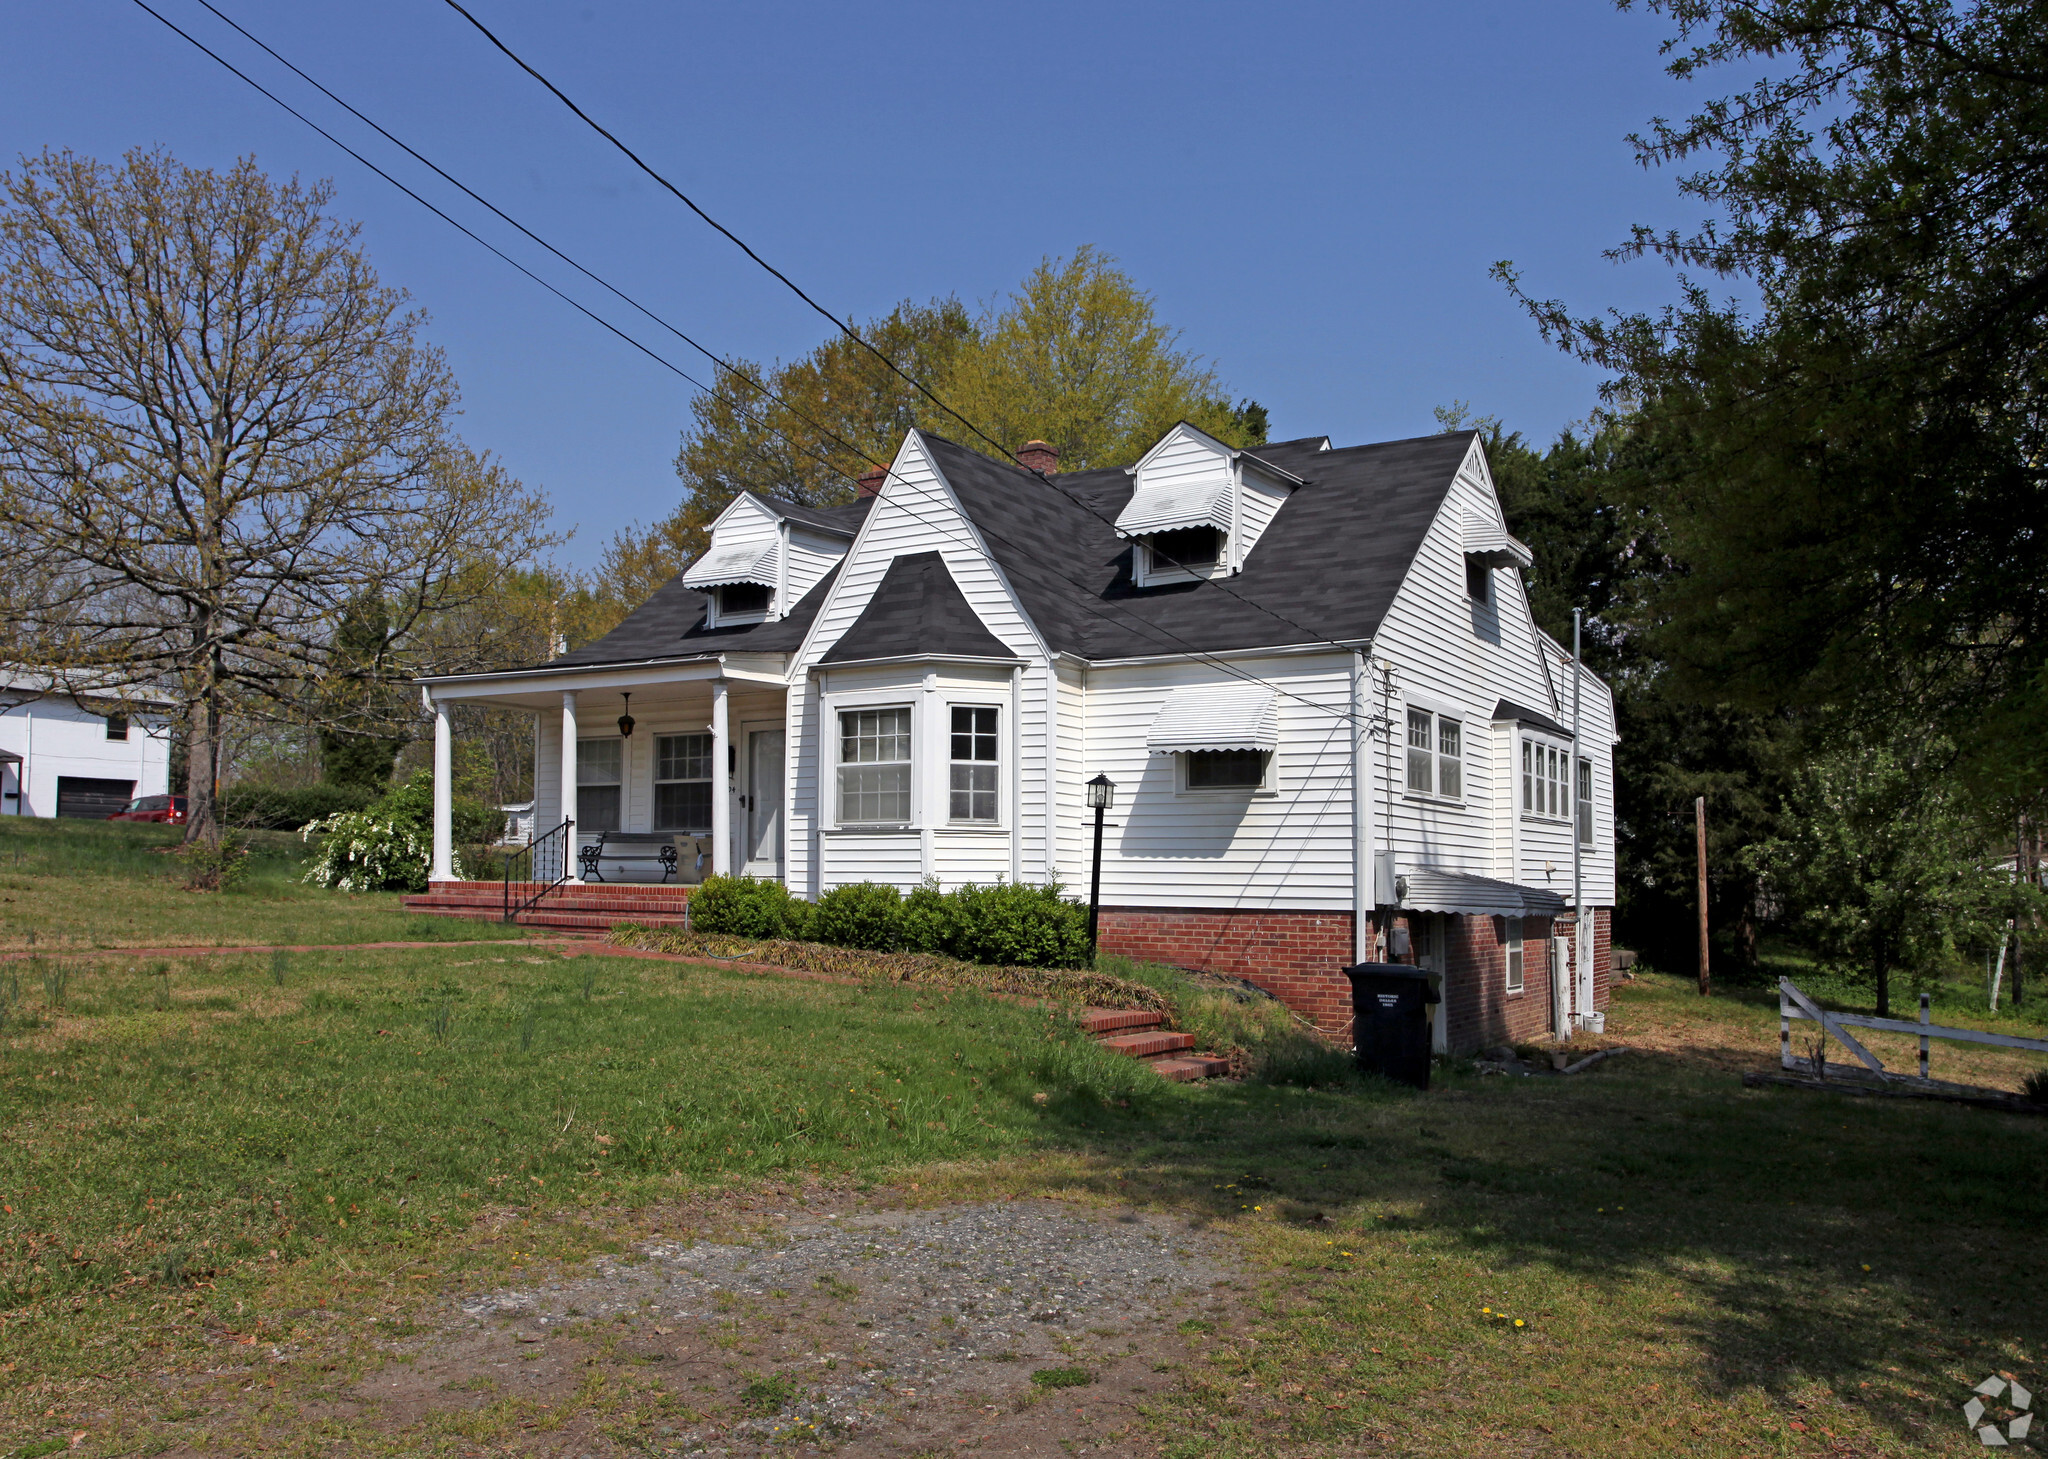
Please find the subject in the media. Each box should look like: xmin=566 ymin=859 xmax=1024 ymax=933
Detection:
xmin=1570 ymin=608 xmax=1584 ymax=1027
xmin=1695 ymin=796 xmax=1711 ymax=997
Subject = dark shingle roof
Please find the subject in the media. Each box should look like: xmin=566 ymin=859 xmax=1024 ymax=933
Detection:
xmin=536 ymin=430 xmax=1472 ymax=670
xmin=1492 ymin=700 xmax=1573 ymax=738
xmin=920 ymin=429 xmax=1474 ymax=658
xmin=817 ymin=551 xmax=1015 ymax=664
xmin=756 ymin=496 xmax=868 ymax=537
xmin=546 ymin=563 xmax=841 ymax=668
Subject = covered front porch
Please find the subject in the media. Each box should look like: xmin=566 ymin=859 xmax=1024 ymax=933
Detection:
xmin=419 ymin=657 xmax=790 ymax=887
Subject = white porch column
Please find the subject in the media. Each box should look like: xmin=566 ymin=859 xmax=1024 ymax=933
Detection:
xmin=560 ymin=691 xmax=581 ymax=883
xmin=710 ymin=678 xmax=732 ymax=877
xmin=430 ymin=697 xmax=455 ymax=883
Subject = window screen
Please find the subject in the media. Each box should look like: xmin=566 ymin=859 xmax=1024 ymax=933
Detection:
xmin=1577 ymin=757 xmax=1594 ymax=845
xmin=105 ymin=713 xmax=129 ymax=741
xmin=838 ymin=708 xmax=912 ymax=824
xmin=1185 ymin=749 xmax=1267 ymax=789
xmin=718 ymin=582 xmax=771 ymax=617
xmin=948 ymin=706 xmax=999 ymax=822
xmin=1465 ymin=557 xmax=1491 ymax=602
xmin=1146 ymin=526 xmax=1221 ymax=572
xmin=654 ymin=732 xmax=714 ymax=832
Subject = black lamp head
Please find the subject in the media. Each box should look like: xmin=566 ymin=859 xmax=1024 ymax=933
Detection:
xmin=617 ymin=692 xmax=635 ymax=738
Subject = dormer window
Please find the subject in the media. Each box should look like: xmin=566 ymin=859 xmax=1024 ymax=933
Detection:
xmin=717 ymin=582 xmax=771 ymax=619
xmin=1117 ymin=422 xmax=1303 ymax=588
xmin=1144 ymin=526 xmax=1222 ymax=577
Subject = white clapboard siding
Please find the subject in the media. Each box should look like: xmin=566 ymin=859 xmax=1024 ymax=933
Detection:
xmin=790 ymin=433 xmax=1052 ymax=895
xmin=1051 ymin=657 xmax=1088 ymax=889
xmin=785 ymin=527 xmax=849 ymax=608
xmin=1370 ymin=437 xmax=1616 ymax=907
xmin=1077 ymin=653 xmax=1358 ymax=910
xmin=1235 ymin=469 xmax=1292 ymax=567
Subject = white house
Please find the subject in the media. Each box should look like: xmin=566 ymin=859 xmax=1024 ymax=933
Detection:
xmin=416 ymin=425 xmax=1617 ymax=1052
xmin=1 ymin=677 xmax=174 ymax=819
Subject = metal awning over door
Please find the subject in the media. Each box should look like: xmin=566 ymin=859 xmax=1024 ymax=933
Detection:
xmin=1398 ymin=866 xmax=1567 ymax=919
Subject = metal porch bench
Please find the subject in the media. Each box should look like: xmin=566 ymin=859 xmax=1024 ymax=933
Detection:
xmin=577 ymin=831 xmax=680 ymax=883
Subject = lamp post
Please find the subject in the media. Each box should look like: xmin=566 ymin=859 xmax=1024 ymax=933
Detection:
xmin=1086 ymin=773 xmax=1115 ymax=961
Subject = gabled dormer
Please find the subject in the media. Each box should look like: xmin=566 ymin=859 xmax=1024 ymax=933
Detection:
xmin=1448 ymin=436 xmax=1532 ymax=606
xmin=682 ymin=491 xmax=856 ymax=628
xmin=1114 ymin=422 xmax=1305 ymax=588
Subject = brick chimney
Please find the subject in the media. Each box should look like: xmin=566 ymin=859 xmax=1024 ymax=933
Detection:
xmin=856 ymin=466 xmax=887 ymax=498
xmin=1017 ymin=439 xmax=1059 ymax=475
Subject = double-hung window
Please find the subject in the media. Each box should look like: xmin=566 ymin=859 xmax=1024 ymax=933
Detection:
xmin=838 ymin=708 xmax=912 ymax=825
xmin=105 ymin=713 xmax=129 ymax=742
xmin=1406 ymin=708 xmax=1464 ymax=801
xmin=949 ymin=706 xmax=999 ymax=822
xmin=1503 ymin=916 xmax=1525 ymax=993
xmin=1522 ymin=737 xmax=1569 ymax=819
xmin=576 ymin=738 xmax=623 ymax=834
xmin=654 ymin=732 xmax=714 ymax=832
xmin=1577 ymin=758 xmax=1594 ymax=845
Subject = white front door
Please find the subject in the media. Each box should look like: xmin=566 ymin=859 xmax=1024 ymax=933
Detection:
xmin=745 ymin=727 xmax=785 ymax=877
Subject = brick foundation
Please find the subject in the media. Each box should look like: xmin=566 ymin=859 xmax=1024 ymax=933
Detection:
xmin=1095 ymin=906 xmax=1357 ymax=1037
xmin=1100 ymin=903 xmax=1614 ymax=1053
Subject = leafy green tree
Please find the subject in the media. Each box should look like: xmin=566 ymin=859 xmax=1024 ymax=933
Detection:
xmin=1747 ymin=731 xmax=2025 ymax=1016
xmin=1499 ymin=0 xmax=2048 ymax=791
xmin=938 ymin=246 xmax=1264 ymax=471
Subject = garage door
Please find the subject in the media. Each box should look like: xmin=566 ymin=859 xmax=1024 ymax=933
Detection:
xmin=56 ymin=776 xmax=135 ymax=819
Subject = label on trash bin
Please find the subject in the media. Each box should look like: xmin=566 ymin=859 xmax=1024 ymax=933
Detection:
xmin=1376 ymin=993 xmax=1400 ymax=1007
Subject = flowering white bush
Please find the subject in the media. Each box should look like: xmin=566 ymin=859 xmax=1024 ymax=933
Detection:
xmin=301 ymin=809 xmax=458 ymax=893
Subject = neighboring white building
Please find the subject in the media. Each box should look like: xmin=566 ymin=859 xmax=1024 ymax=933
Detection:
xmin=417 ymin=425 xmax=1619 ymax=1052
xmin=0 ymin=679 xmax=174 ymax=819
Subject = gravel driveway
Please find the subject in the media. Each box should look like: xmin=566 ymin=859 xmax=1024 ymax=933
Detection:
xmin=441 ymin=1199 xmax=1236 ymax=1454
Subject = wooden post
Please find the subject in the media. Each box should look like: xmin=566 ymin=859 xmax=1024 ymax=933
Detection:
xmin=1695 ymin=796 xmax=1710 ymax=997
xmin=1918 ymin=991 xmax=1930 ymax=1080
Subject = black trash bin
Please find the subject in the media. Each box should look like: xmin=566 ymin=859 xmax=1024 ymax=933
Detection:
xmin=1341 ymin=963 xmax=1439 ymax=1090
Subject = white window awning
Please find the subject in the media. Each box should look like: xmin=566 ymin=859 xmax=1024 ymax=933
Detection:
xmin=1463 ymin=510 xmax=1534 ymax=569
xmin=1399 ymin=866 xmax=1567 ymax=918
xmin=1115 ymin=476 xmax=1234 ymax=538
xmin=681 ymin=539 xmax=781 ymax=589
xmin=1146 ymin=683 xmax=1279 ymax=754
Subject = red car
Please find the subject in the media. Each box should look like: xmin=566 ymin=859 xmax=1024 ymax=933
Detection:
xmin=109 ymin=794 xmax=187 ymax=824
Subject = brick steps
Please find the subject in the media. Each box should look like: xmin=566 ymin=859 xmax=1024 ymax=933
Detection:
xmin=1079 ymin=1006 xmax=1229 ymax=1083
xmin=405 ymin=879 xmax=694 ymax=932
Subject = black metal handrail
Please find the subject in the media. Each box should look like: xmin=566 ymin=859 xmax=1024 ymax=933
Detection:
xmin=503 ymin=818 xmax=573 ymax=924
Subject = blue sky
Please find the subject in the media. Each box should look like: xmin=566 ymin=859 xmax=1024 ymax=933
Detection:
xmin=5 ymin=1 xmax=1706 ymax=568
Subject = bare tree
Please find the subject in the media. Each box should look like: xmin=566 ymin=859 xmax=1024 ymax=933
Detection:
xmin=0 ymin=148 xmax=554 ymax=841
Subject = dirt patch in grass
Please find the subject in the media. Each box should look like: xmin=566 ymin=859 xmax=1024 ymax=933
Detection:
xmin=134 ymin=1192 xmax=1246 ymax=1457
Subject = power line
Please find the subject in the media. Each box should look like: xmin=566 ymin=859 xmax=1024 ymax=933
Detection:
xmin=128 ymin=0 xmax=897 ymax=519
xmin=435 ymin=0 xmax=1390 ymax=658
xmin=132 ymin=0 xmax=1379 ymax=733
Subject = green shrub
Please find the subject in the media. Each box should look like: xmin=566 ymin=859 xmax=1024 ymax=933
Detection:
xmin=900 ymin=878 xmax=959 ymax=954
xmin=689 ymin=874 xmax=812 ymax=939
xmin=946 ymin=880 xmax=1091 ymax=969
xmin=219 ymin=782 xmax=376 ymax=831
xmin=299 ymin=771 xmax=477 ymax=893
xmin=176 ymin=832 xmax=251 ymax=892
xmin=811 ymin=881 xmax=904 ymax=950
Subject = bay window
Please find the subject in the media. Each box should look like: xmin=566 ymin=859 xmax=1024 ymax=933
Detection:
xmin=838 ymin=707 xmax=912 ymax=825
xmin=1522 ymin=737 xmax=1569 ymax=819
xmin=949 ymin=706 xmax=999 ymax=822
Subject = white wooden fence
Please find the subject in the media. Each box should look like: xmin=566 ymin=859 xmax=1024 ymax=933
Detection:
xmin=1778 ymin=976 xmax=2048 ymax=1085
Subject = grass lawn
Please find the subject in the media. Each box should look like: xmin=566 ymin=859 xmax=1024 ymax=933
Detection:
xmin=0 ymin=816 xmax=534 ymax=952
xmin=2 ymin=821 xmax=2047 ymax=1456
